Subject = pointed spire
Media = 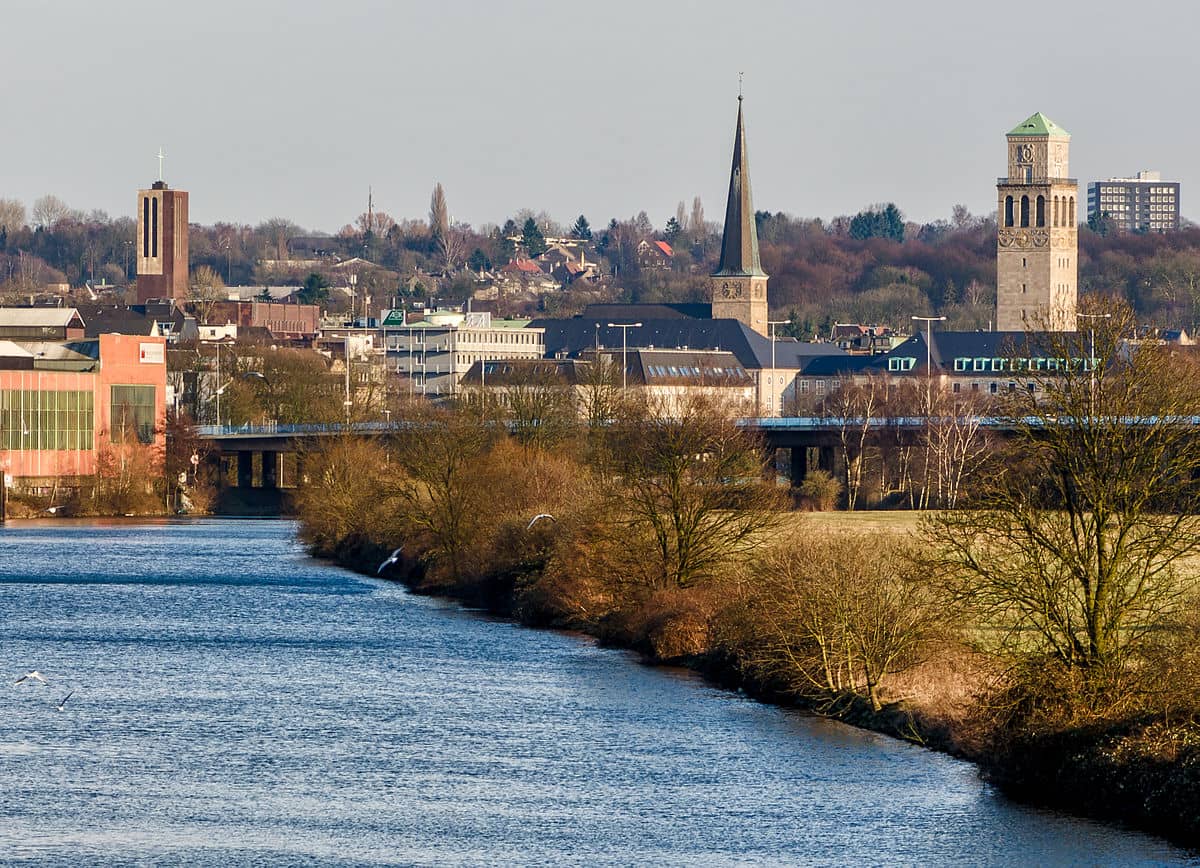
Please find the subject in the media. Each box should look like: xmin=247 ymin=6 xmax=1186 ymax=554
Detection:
xmin=715 ymin=96 xmax=766 ymax=278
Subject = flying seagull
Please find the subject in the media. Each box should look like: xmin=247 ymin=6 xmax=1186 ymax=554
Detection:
xmin=15 ymin=671 xmax=48 ymax=686
xmin=377 ymin=546 xmax=404 ymax=575
xmin=56 ymin=691 xmax=73 ymax=712
xmin=527 ymin=513 xmax=556 ymax=530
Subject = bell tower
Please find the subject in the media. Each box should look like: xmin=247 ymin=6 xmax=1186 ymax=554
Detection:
xmin=135 ymin=149 xmax=189 ymax=305
xmin=996 ymin=112 xmax=1077 ymax=331
xmin=710 ymin=96 xmax=768 ymax=335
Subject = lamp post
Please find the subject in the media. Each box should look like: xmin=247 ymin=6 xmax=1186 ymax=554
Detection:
xmin=1076 ymin=312 xmax=1112 ymax=419
xmin=606 ymin=323 xmax=641 ymax=392
xmin=911 ymin=315 xmax=947 ymax=411
xmin=348 ymin=272 xmax=359 ymax=324
xmin=767 ymin=319 xmax=789 ymax=417
xmin=344 ymin=332 xmax=353 ymax=424
xmin=219 ymin=237 xmax=232 ymax=285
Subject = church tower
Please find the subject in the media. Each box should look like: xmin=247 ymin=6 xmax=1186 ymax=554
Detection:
xmin=135 ymin=152 xmax=189 ymax=305
xmin=996 ymin=112 xmax=1077 ymax=331
xmin=711 ymin=96 xmax=768 ymax=336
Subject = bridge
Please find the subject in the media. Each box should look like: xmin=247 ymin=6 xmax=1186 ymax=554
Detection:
xmin=193 ymin=416 xmax=1017 ymax=511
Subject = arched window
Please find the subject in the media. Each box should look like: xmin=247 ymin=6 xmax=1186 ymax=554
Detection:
xmin=1069 ymin=196 xmax=1076 ymax=226
xmin=1020 ymin=195 xmax=1030 ymax=228
xmin=1004 ymin=195 xmax=1014 ymax=227
xmin=1036 ymin=195 xmax=1046 ymax=227
xmin=1053 ymin=196 xmax=1060 ymax=227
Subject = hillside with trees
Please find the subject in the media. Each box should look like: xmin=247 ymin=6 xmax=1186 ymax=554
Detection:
xmin=2 ymin=191 xmax=1199 ymax=337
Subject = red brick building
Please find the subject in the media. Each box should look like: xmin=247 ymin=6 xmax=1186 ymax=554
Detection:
xmin=135 ymin=181 xmax=189 ymax=304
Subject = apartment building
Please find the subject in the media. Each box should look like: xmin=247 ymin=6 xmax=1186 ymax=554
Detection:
xmin=1087 ymin=171 xmax=1181 ymax=232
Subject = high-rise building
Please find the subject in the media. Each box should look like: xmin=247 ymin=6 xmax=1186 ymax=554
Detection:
xmin=1087 ymin=172 xmax=1180 ymax=232
xmin=710 ymin=96 xmax=768 ymax=336
xmin=996 ymin=112 xmax=1077 ymax=332
xmin=135 ymin=175 xmax=189 ymax=305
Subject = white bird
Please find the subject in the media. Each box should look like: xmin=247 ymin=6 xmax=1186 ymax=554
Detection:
xmin=527 ymin=513 xmax=556 ymax=530
xmin=15 ymin=671 xmax=48 ymax=686
xmin=377 ymin=546 xmax=404 ymax=575
xmin=56 ymin=691 xmax=73 ymax=712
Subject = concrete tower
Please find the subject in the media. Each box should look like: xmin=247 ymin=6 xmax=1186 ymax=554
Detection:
xmin=136 ymin=156 xmax=189 ymax=304
xmin=996 ymin=112 xmax=1077 ymax=331
xmin=710 ymin=96 xmax=768 ymax=336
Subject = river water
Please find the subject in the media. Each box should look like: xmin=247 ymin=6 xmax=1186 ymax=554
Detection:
xmin=0 ymin=519 xmax=1193 ymax=866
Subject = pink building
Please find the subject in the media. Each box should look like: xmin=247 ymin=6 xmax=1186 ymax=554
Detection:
xmin=0 ymin=334 xmax=167 ymax=487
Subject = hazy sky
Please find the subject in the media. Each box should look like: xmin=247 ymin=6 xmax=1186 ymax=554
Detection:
xmin=5 ymin=0 xmax=1197 ymax=233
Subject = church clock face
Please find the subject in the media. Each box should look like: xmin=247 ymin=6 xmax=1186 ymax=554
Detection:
xmin=722 ymin=282 xmax=743 ymax=299
xmin=1019 ymin=144 xmax=1033 ymax=161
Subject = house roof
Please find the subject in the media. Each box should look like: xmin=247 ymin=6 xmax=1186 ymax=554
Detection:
xmin=628 ymin=348 xmax=752 ymax=386
xmin=0 ymin=339 xmax=100 ymax=371
xmin=799 ymin=331 xmax=1080 ymax=378
xmin=503 ymin=258 xmax=543 ymax=274
xmin=1008 ymin=112 xmax=1069 ymax=138
xmin=581 ymin=303 xmax=712 ymax=321
xmin=654 ymin=240 xmax=673 ymax=257
xmin=75 ymin=304 xmax=160 ymax=338
xmin=530 ymin=316 xmax=845 ymax=371
xmin=0 ymin=307 xmax=85 ymax=329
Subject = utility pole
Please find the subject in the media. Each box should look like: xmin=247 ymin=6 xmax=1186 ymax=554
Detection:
xmin=768 ymin=319 xmax=788 ymax=416
xmin=1076 ymin=312 xmax=1112 ymax=420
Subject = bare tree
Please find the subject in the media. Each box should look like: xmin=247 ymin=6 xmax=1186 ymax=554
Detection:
xmin=734 ymin=531 xmax=946 ymax=712
xmin=0 ymin=198 xmax=25 ymax=233
xmin=600 ymin=393 xmax=783 ymax=590
xmin=429 ymin=183 xmax=465 ymax=270
xmin=928 ymin=300 xmax=1200 ymax=673
xmin=32 ymin=194 xmax=70 ymax=229
xmin=189 ymin=265 xmax=225 ymax=324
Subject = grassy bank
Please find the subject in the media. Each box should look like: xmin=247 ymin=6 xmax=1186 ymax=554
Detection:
xmin=294 ymin=395 xmax=1200 ymax=850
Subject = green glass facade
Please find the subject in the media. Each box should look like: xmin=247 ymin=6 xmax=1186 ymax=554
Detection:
xmin=110 ymin=385 xmax=156 ymax=444
xmin=0 ymin=389 xmax=95 ymax=451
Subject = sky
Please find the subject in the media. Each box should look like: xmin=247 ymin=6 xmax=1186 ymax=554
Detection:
xmin=4 ymin=0 xmax=1197 ymax=234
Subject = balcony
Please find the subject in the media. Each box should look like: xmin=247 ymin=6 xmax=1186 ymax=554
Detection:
xmin=997 ymin=178 xmax=1078 ymax=186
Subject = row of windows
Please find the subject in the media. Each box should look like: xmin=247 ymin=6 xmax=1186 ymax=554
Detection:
xmin=0 ymin=389 xmax=94 ymax=451
xmin=1003 ymin=194 xmax=1075 ymax=228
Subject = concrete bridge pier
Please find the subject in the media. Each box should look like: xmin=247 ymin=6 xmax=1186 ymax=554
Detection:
xmin=790 ymin=446 xmax=809 ymax=486
xmin=262 ymin=450 xmax=279 ymax=490
xmin=237 ymin=451 xmax=254 ymax=489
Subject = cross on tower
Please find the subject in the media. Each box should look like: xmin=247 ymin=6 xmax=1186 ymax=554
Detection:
xmin=156 ymin=147 xmax=166 ymax=182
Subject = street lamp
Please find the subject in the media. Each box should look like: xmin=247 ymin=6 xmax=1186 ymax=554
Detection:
xmin=911 ymin=315 xmax=947 ymax=411
xmin=219 ymin=236 xmax=232 ymax=285
xmin=767 ymin=319 xmax=789 ymax=417
xmin=1076 ymin=312 xmax=1112 ymax=418
xmin=214 ymin=370 xmax=267 ymax=428
xmin=606 ymin=322 xmax=642 ymax=392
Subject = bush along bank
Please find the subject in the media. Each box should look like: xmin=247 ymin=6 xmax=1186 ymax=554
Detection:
xmin=295 ymin=387 xmax=1200 ymax=850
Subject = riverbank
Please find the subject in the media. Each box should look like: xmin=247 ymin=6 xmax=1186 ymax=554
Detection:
xmin=313 ymin=518 xmax=1200 ymax=852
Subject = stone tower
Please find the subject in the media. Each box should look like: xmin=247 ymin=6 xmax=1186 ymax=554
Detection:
xmin=136 ymin=171 xmax=189 ymax=305
xmin=996 ymin=112 xmax=1077 ymax=331
xmin=711 ymin=96 xmax=768 ymax=336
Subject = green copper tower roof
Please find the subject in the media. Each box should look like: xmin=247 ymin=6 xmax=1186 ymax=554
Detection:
xmin=715 ymin=97 xmax=767 ymax=278
xmin=1008 ymin=112 xmax=1070 ymax=138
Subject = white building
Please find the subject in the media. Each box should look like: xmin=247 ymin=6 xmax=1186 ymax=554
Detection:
xmin=383 ymin=310 xmax=545 ymax=397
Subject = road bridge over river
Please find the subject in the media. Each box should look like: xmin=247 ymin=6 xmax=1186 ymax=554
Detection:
xmin=194 ymin=417 xmax=1025 ymax=513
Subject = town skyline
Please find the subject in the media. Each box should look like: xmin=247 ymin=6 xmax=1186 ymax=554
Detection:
xmin=4 ymin=1 xmax=1196 ymax=232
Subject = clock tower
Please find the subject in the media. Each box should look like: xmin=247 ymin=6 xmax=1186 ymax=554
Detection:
xmin=710 ymin=96 xmax=768 ymax=335
xmin=996 ymin=112 xmax=1077 ymax=331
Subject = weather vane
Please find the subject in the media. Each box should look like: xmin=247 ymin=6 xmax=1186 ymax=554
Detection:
xmin=738 ymin=71 xmax=744 ymax=99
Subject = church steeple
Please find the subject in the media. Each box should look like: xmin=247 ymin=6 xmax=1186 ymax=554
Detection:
xmin=716 ymin=96 xmax=766 ymax=278
xmin=711 ymin=95 xmax=769 ymax=335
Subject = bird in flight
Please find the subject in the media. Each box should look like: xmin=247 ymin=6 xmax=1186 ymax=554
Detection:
xmin=15 ymin=671 xmax=48 ymax=686
xmin=377 ymin=546 xmax=404 ymax=575
xmin=527 ymin=513 xmax=556 ymax=530
xmin=56 ymin=692 xmax=73 ymax=712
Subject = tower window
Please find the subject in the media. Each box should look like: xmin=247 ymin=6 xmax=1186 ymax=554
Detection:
xmin=1004 ymin=195 xmax=1014 ymax=227
xmin=1036 ymin=195 xmax=1045 ymax=227
xmin=1053 ymin=196 xmax=1060 ymax=227
xmin=142 ymin=197 xmax=150 ymax=257
xmin=1020 ymin=195 xmax=1030 ymax=228
xmin=152 ymin=197 xmax=159 ymax=258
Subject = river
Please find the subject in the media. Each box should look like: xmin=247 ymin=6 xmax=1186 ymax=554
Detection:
xmin=0 ymin=519 xmax=1193 ymax=866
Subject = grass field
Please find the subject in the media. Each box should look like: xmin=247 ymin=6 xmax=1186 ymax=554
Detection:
xmin=785 ymin=510 xmax=926 ymax=535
